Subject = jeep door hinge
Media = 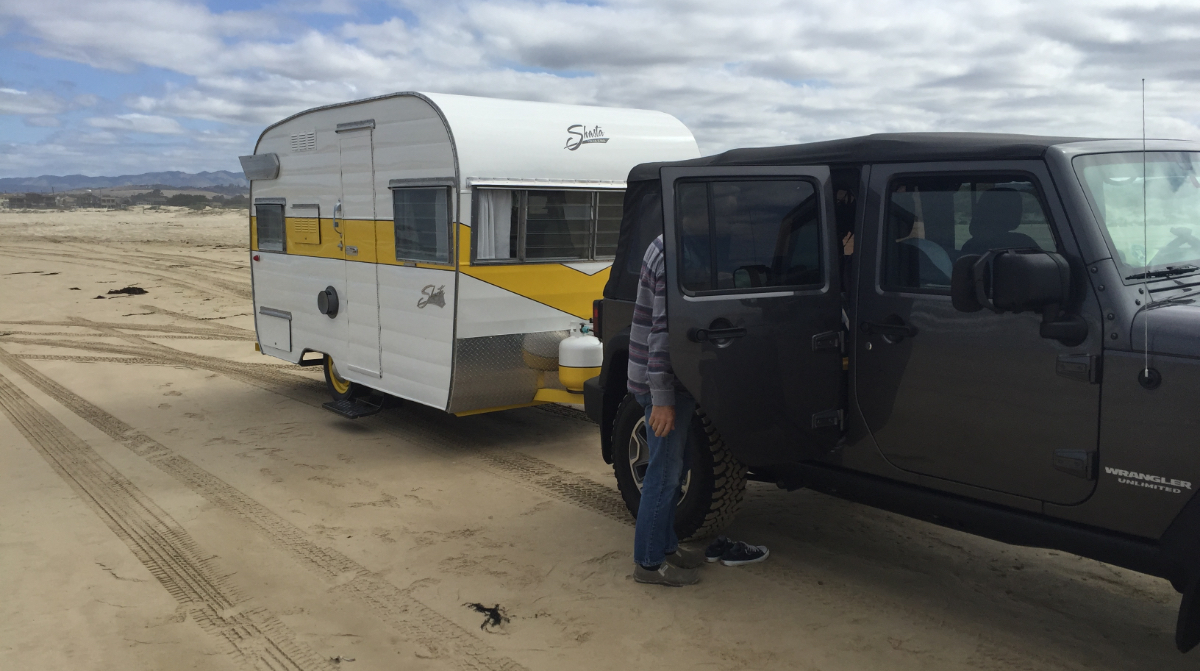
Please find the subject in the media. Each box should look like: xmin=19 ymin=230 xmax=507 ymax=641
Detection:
xmin=1053 ymin=449 xmax=1097 ymax=480
xmin=812 ymin=330 xmax=843 ymax=352
xmin=1056 ymin=354 xmax=1101 ymax=384
xmin=812 ymin=409 xmax=843 ymax=430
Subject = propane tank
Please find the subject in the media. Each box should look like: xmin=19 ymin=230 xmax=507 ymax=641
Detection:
xmin=521 ymin=332 xmax=561 ymax=371
xmin=558 ymin=325 xmax=602 ymax=392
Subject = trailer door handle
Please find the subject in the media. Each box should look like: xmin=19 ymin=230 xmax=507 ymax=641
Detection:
xmin=688 ymin=326 xmax=747 ymax=343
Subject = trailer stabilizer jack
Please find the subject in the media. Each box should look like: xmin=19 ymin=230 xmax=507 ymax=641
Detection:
xmin=322 ymin=395 xmax=386 ymax=420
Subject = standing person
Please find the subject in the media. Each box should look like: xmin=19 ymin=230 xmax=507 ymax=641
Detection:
xmin=627 ymin=234 xmax=705 ymax=586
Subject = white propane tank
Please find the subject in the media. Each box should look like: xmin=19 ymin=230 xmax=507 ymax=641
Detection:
xmin=559 ymin=325 xmax=603 ymax=392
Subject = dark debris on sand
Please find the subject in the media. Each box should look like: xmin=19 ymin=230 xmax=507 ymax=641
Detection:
xmin=464 ymin=603 xmax=510 ymax=631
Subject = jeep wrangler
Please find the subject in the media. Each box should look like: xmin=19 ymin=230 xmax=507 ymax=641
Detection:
xmin=583 ymin=133 xmax=1200 ymax=652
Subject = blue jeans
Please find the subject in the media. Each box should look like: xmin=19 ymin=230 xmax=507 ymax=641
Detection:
xmin=633 ymin=391 xmax=695 ymax=568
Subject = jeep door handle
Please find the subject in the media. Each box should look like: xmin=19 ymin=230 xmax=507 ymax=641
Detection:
xmin=860 ymin=320 xmax=918 ymax=338
xmin=688 ymin=326 xmax=747 ymax=343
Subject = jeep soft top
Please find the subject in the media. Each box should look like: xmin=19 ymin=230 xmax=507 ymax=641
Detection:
xmin=584 ymin=133 xmax=1200 ymax=652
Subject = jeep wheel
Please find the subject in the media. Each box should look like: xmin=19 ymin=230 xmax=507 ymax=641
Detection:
xmin=611 ymin=393 xmax=747 ymax=541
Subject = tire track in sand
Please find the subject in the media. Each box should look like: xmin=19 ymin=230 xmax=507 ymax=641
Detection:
xmin=1 ymin=330 xmax=249 ymax=341
xmin=0 ymin=317 xmax=248 ymax=338
xmin=8 ymin=327 xmax=637 ymax=529
xmin=0 ymin=345 xmax=526 ymax=671
xmin=0 ymin=246 xmax=251 ymax=300
xmin=0 ymin=367 xmax=331 ymax=671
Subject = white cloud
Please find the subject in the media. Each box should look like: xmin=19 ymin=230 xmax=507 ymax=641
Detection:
xmin=1 ymin=0 xmax=1199 ymax=176
xmin=87 ymin=113 xmax=186 ymax=134
xmin=0 ymin=86 xmax=65 ymax=116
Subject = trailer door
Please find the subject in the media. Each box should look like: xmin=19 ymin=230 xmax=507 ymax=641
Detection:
xmin=661 ymin=166 xmax=843 ymax=468
xmin=336 ymin=122 xmax=382 ymax=378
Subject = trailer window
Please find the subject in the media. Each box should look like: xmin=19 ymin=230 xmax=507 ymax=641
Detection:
xmin=475 ymin=190 xmax=519 ymax=260
xmin=474 ymin=189 xmax=624 ymax=263
xmin=255 ymin=204 xmax=285 ymax=252
xmin=394 ymin=187 xmax=451 ymax=264
xmin=595 ymin=191 xmax=623 ymax=258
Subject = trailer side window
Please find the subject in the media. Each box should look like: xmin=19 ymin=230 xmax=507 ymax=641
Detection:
xmin=474 ymin=189 xmax=624 ymax=263
xmin=595 ymin=191 xmax=623 ymax=258
xmin=394 ymin=187 xmax=451 ymax=264
xmin=476 ymin=190 xmax=519 ymax=260
xmin=677 ymin=179 xmax=822 ymax=294
xmin=255 ymin=204 xmax=285 ymax=252
xmin=525 ymin=190 xmax=593 ymax=259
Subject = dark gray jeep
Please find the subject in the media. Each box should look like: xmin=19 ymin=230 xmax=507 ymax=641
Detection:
xmin=583 ymin=133 xmax=1200 ymax=652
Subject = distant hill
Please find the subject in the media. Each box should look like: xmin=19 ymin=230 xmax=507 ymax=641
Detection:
xmin=0 ymin=170 xmax=248 ymax=193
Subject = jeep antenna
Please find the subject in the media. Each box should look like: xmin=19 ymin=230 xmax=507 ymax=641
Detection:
xmin=1141 ymin=78 xmax=1150 ymax=380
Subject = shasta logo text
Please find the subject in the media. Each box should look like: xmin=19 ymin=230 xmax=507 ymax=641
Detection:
xmin=565 ymin=124 xmax=609 ymax=151
xmin=418 ymin=285 xmax=445 ymax=309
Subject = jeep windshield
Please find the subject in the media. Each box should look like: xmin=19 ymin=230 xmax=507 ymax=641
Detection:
xmin=1074 ymin=151 xmax=1200 ymax=281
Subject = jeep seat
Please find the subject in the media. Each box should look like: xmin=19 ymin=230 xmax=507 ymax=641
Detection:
xmin=961 ymin=188 xmax=1039 ymax=254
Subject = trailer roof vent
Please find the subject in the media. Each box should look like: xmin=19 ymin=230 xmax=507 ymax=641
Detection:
xmin=290 ymin=130 xmax=316 ymax=153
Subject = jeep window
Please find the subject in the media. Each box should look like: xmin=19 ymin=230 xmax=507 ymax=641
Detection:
xmin=255 ymin=204 xmax=285 ymax=252
xmin=677 ymin=179 xmax=822 ymax=294
xmin=394 ymin=187 xmax=451 ymax=264
xmin=1074 ymin=152 xmax=1200 ymax=278
xmin=474 ymin=189 xmax=623 ymax=262
xmin=882 ymin=176 xmax=1057 ymax=293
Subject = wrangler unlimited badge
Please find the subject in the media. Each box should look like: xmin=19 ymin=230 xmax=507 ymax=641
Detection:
xmin=1104 ymin=467 xmax=1193 ymax=494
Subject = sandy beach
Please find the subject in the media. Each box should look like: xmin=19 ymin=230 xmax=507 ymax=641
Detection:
xmin=0 ymin=207 xmax=1190 ymax=670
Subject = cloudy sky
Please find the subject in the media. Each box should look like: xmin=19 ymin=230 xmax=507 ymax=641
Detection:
xmin=0 ymin=0 xmax=1197 ymax=177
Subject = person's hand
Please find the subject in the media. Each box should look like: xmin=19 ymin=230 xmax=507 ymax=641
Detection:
xmin=648 ymin=404 xmax=675 ymax=437
xmin=842 ymin=232 xmax=855 ymax=256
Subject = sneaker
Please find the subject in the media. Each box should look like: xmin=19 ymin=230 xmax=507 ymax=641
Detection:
xmin=704 ymin=536 xmax=736 ymax=563
xmin=634 ymin=563 xmax=701 ymax=587
xmin=719 ymin=541 xmax=770 ymax=566
xmin=664 ymin=544 xmax=705 ymax=570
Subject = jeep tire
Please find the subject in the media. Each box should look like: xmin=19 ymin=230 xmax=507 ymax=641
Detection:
xmin=611 ymin=393 xmax=747 ymax=541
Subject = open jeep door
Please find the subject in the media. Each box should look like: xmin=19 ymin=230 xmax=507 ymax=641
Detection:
xmin=661 ymin=166 xmax=844 ymax=467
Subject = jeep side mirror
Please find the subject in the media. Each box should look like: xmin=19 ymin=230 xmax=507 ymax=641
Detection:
xmin=951 ymin=249 xmax=1070 ymax=314
xmin=952 ymin=249 xmax=1087 ymax=346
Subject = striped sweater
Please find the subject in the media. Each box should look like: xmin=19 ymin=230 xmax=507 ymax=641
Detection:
xmin=627 ymin=235 xmax=677 ymax=406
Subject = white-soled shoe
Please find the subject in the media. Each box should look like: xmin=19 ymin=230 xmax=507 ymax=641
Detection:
xmin=634 ymin=563 xmax=701 ymax=586
xmin=719 ymin=541 xmax=770 ymax=566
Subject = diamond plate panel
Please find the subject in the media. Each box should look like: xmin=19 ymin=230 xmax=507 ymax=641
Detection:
xmin=448 ymin=331 xmax=568 ymax=413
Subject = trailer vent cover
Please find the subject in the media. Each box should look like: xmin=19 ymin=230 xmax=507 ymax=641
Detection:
xmin=290 ymin=130 xmax=316 ymax=152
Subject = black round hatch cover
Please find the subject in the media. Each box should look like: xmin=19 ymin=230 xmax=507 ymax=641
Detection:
xmin=317 ymin=286 xmax=339 ymax=318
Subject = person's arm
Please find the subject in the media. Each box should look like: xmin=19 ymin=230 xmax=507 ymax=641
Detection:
xmin=646 ymin=245 xmax=676 ymax=437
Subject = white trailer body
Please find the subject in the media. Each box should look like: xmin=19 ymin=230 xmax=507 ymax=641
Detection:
xmin=243 ymin=92 xmax=698 ymax=414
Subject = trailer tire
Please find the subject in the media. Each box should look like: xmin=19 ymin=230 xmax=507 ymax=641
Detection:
xmin=323 ymin=355 xmax=367 ymax=402
xmin=611 ymin=393 xmax=747 ymax=541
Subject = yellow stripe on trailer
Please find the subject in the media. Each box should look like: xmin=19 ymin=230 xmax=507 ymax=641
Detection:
xmin=455 ymin=224 xmax=610 ymax=319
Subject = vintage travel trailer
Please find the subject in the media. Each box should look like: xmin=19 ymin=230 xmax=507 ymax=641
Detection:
xmin=240 ymin=92 xmax=699 ymax=417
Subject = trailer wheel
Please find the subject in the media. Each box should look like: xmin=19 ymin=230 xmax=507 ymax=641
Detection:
xmin=323 ymin=355 xmax=366 ymax=402
xmin=611 ymin=393 xmax=748 ymax=541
